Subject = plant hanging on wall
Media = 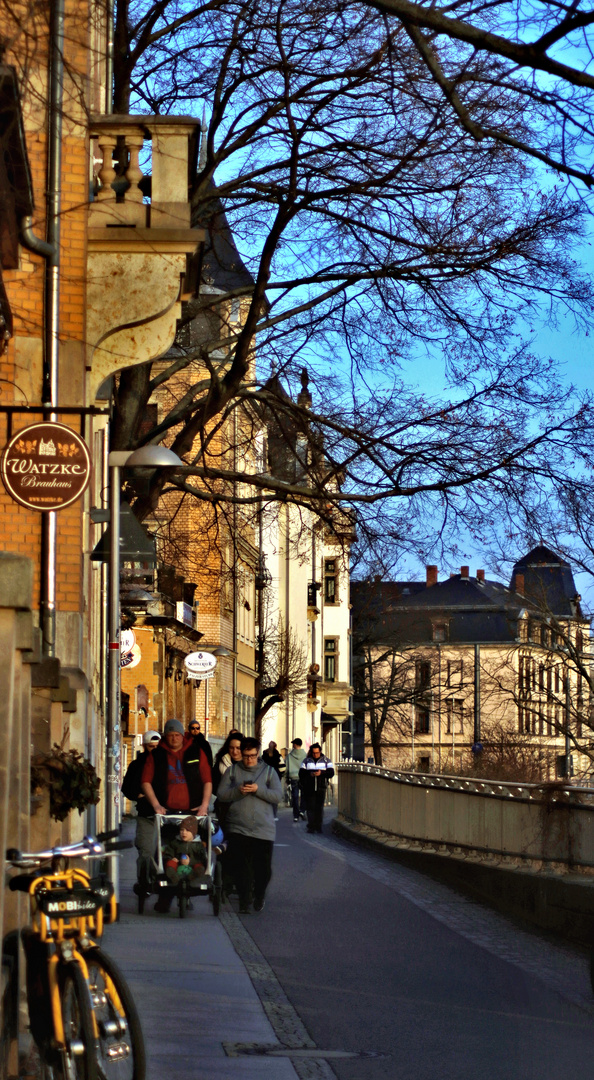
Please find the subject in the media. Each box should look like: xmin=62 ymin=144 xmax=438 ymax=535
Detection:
xmin=31 ymin=740 xmax=101 ymax=822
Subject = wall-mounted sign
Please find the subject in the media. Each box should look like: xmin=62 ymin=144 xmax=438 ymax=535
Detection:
xmin=184 ymin=651 xmax=217 ymax=679
xmin=1 ymin=422 xmax=91 ymax=511
xmin=121 ymin=643 xmax=141 ymax=670
xmin=120 ymin=629 xmax=136 ymax=655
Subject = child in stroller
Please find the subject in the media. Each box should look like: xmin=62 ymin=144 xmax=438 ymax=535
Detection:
xmin=163 ymin=815 xmax=207 ymax=885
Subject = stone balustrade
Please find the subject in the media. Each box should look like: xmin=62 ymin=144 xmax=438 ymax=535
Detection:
xmin=337 ymin=763 xmax=594 ymax=873
xmin=89 ymin=114 xmax=199 ymax=229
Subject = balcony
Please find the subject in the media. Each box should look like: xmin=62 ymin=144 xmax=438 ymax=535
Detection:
xmin=86 ymin=115 xmax=205 ymax=399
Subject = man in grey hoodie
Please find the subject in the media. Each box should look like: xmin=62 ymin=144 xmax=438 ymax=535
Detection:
xmin=217 ymin=736 xmax=283 ymax=913
xmin=285 ymin=738 xmax=307 ymax=822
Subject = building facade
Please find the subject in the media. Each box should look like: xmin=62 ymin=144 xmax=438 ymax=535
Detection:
xmin=352 ymin=547 xmax=592 ymax=780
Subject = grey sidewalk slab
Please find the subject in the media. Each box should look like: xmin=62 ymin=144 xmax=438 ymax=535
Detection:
xmin=100 ymin=821 xmax=299 ymax=1080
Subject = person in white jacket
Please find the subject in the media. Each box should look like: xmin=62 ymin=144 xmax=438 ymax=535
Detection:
xmin=299 ymin=743 xmax=334 ymax=834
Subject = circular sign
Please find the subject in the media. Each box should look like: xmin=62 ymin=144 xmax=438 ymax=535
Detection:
xmin=121 ymin=643 xmax=141 ymax=670
xmin=1 ymin=422 xmax=91 ymax=511
xmin=120 ymin=629 xmax=136 ymax=656
xmin=184 ymin=651 xmax=217 ymax=677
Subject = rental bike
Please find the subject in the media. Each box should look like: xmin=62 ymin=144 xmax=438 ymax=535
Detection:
xmin=5 ymin=835 xmax=145 ymax=1080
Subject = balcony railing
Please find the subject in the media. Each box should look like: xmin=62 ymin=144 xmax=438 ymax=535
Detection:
xmin=89 ymin=114 xmax=200 ymax=230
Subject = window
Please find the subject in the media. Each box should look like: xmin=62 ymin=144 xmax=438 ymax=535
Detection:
xmin=324 ymin=559 xmax=337 ymax=603
xmin=237 ymin=567 xmax=255 ymax=646
xmin=416 ymin=660 xmax=431 ymax=689
xmin=539 ymin=664 xmax=545 ymax=691
xmin=447 ymin=660 xmax=463 ymax=688
xmin=235 ymin=693 xmax=255 ymax=737
xmin=419 ymin=756 xmax=431 ymax=772
xmin=324 ymin=638 xmax=337 ymax=682
xmin=546 ymin=700 xmax=553 ymax=736
xmin=555 ymin=665 xmax=561 ymax=694
xmin=432 ymin=623 xmax=446 ymax=642
xmin=416 ymin=708 xmax=430 ymax=734
xmin=446 ymin=699 xmax=464 ymax=734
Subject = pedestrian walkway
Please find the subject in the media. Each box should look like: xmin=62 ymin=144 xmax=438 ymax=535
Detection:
xmin=101 ymin=820 xmax=324 ymax=1080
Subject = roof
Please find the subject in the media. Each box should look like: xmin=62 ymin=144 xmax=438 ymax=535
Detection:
xmin=189 ymin=185 xmax=254 ymax=294
xmin=352 ymin=546 xmax=586 ymax=647
xmin=510 ymin=545 xmax=580 ymax=618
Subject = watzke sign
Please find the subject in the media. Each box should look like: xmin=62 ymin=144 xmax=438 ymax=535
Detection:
xmin=1 ymin=422 xmax=91 ymax=512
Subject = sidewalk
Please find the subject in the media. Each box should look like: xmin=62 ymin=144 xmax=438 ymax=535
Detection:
xmin=100 ymin=822 xmax=303 ymax=1080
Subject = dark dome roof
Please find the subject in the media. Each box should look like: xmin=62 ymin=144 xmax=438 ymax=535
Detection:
xmin=512 ymin=545 xmax=569 ymax=569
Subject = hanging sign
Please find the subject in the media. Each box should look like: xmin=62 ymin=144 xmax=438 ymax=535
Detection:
xmin=1 ymin=422 xmax=91 ymax=511
xmin=184 ymin=651 xmax=217 ymax=679
xmin=120 ymin=629 xmax=136 ymax=656
xmin=121 ymin=644 xmax=141 ymax=670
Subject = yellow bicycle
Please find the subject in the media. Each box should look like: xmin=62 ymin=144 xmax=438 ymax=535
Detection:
xmin=6 ymin=836 xmax=145 ymax=1080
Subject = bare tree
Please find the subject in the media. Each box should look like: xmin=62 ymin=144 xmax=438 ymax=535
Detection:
xmin=255 ymin=615 xmax=308 ymax=733
xmin=101 ymin=0 xmax=594 ymax=572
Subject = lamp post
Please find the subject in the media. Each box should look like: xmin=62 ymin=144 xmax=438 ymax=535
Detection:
xmin=204 ymin=647 xmax=231 ymax=738
xmin=106 ymin=444 xmax=183 ymax=904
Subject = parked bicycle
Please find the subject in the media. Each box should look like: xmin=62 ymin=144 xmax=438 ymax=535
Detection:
xmin=5 ymin=834 xmax=145 ymax=1080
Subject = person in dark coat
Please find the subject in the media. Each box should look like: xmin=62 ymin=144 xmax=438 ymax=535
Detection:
xmin=262 ymin=740 xmax=285 ymax=778
xmin=299 ymin=743 xmax=334 ymax=834
xmin=121 ymin=730 xmax=161 ymax=895
xmin=187 ymin=719 xmax=214 ymax=768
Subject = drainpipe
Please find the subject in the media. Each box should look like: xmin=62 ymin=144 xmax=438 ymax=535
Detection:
xmin=285 ymin=504 xmax=290 ymax=752
xmin=19 ymin=0 xmax=64 ymax=656
xmin=474 ymin=643 xmax=481 ymax=746
xmin=105 ymin=0 xmax=114 ymax=114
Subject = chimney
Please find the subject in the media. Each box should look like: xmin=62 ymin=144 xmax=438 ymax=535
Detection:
xmin=461 ymin=565 xmax=469 ymax=579
xmin=515 ymin=572 xmax=524 ymax=595
xmin=426 ymin=565 xmax=438 ymax=587
xmin=477 ymin=569 xmax=485 ymax=582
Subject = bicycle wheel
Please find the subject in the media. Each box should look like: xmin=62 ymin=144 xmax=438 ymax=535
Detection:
xmin=59 ymin=962 xmax=98 ymax=1080
xmin=84 ymin=947 xmax=145 ymax=1080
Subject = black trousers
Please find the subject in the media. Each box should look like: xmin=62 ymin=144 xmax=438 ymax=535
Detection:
xmin=305 ymin=789 xmax=325 ymax=831
xmin=227 ymin=833 xmax=273 ymax=906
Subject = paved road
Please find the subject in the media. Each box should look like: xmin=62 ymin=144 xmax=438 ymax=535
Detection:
xmin=238 ymin=809 xmax=594 ymax=1080
xmin=104 ymin=809 xmax=594 ymax=1080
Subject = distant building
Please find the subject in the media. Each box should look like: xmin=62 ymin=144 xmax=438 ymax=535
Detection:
xmin=352 ymin=546 xmax=591 ymax=779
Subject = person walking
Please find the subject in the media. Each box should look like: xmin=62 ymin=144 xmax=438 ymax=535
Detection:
xmin=285 ymin=738 xmax=306 ymax=822
xmin=141 ymin=718 xmax=212 ymax=912
xmin=121 ymin=730 xmax=161 ymax=897
xmin=217 ymin=736 xmax=282 ymax=914
xmin=212 ymin=731 xmax=244 ymax=796
xmin=299 ymin=743 xmax=334 ymax=834
xmin=262 ymin=740 xmax=285 ymax=778
xmin=187 ymin=719 xmax=214 ymax=768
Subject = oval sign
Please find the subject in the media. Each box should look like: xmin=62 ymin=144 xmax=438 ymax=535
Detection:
xmin=184 ymin=651 xmax=217 ymax=677
xmin=1 ymin=422 xmax=91 ymax=511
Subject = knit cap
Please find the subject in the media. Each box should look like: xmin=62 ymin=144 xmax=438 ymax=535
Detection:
xmin=180 ymin=815 xmax=198 ymax=838
xmin=164 ymin=718 xmax=184 ymax=735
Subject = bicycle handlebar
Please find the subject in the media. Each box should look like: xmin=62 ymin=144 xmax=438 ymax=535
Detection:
xmin=5 ymin=835 xmax=132 ymax=869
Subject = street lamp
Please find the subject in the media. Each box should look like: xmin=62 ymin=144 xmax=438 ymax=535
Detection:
xmin=106 ymin=444 xmax=183 ymax=904
xmin=201 ymin=646 xmax=232 ymax=738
